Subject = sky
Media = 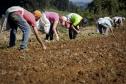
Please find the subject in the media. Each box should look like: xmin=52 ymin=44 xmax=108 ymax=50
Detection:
xmin=69 ymin=0 xmax=93 ymax=3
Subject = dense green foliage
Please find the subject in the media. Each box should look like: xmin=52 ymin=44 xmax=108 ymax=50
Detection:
xmin=88 ymin=0 xmax=126 ymax=17
xmin=0 ymin=0 xmax=82 ymax=16
xmin=0 ymin=0 xmax=126 ymax=19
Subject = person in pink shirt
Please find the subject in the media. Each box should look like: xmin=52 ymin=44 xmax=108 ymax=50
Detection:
xmin=44 ymin=12 xmax=59 ymax=41
xmin=2 ymin=6 xmax=46 ymax=50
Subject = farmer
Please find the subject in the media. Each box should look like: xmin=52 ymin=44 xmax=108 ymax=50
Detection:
xmin=2 ymin=6 xmax=46 ymax=50
xmin=60 ymin=13 xmax=83 ymax=39
xmin=104 ymin=17 xmax=114 ymax=25
xmin=43 ymin=11 xmax=60 ymax=41
xmin=96 ymin=17 xmax=113 ymax=36
xmin=34 ymin=10 xmax=51 ymax=35
xmin=112 ymin=16 xmax=125 ymax=28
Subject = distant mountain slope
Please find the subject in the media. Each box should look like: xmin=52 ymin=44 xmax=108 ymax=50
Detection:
xmin=72 ymin=1 xmax=89 ymax=9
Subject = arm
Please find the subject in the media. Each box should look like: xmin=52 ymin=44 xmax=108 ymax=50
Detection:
xmin=120 ymin=18 xmax=123 ymax=26
xmin=33 ymin=27 xmax=46 ymax=50
xmin=52 ymin=21 xmax=59 ymax=41
xmin=71 ymin=25 xmax=80 ymax=33
xmin=1 ymin=15 xmax=7 ymax=33
xmin=110 ymin=27 xmax=113 ymax=34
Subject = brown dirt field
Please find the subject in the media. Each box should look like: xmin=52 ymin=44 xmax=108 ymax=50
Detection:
xmin=0 ymin=24 xmax=126 ymax=84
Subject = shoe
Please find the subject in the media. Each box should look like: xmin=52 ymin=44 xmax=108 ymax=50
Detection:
xmin=7 ymin=45 xmax=15 ymax=48
xmin=18 ymin=48 xmax=29 ymax=51
xmin=45 ymin=40 xmax=50 ymax=43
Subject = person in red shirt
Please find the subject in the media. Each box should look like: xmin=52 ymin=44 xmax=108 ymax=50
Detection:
xmin=3 ymin=6 xmax=46 ymax=50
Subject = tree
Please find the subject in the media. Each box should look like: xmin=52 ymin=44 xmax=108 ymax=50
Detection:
xmin=52 ymin=0 xmax=69 ymax=11
xmin=88 ymin=0 xmax=126 ymax=16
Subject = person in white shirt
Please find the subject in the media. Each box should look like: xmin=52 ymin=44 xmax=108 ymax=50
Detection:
xmin=112 ymin=16 xmax=125 ymax=28
xmin=35 ymin=12 xmax=50 ymax=34
xmin=97 ymin=17 xmax=113 ymax=36
xmin=104 ymin=17 xmax=114 ymax=25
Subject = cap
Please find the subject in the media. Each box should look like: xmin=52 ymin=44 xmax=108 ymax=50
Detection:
xmin=34 ymin=10 xmax=42 ymax=18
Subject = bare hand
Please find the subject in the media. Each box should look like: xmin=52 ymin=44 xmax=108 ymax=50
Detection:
xmin=41 ymin=43 xmax=46 ymax=50
xmin=56 ymin=36 xmax=59 ymax=41
xmin=77 ymin=30 xmax=80 ymax=34
xmin=43 ymin=45 xmax=47 ymax=50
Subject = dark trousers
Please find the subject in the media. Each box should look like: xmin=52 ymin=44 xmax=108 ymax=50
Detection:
xmin=45 ymin=23 xmax=54 ymax=40
xmin=69 ymin=26 xmax=78 ymax=39
xmin=98 ymin=24 xmax=106 ymax=34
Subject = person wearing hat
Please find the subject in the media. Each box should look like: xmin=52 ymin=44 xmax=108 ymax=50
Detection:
xmin=34 ymin=11 xmax=59 ymax=41
xmin=34 ymin=10 xmax=50 ymax=36
xmin=2 ymin=6 xmax=46 ymax=50
xmin=60 ymin=13 xmax=83 ymax=39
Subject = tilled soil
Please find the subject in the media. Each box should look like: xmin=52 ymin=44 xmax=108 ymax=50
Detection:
xmin=0 ymin=25 xmax=126 ymax=84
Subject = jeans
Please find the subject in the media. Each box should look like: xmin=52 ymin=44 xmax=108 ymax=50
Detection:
xmin=8 ymin=12 xmax=31 ymax=49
